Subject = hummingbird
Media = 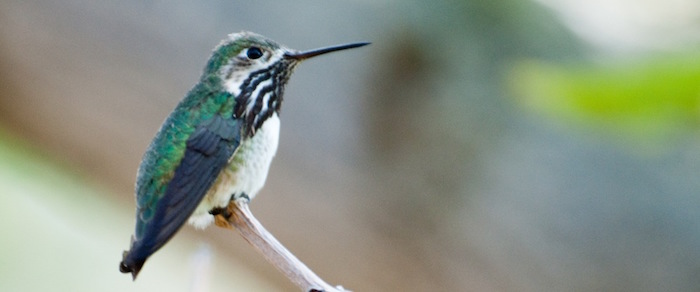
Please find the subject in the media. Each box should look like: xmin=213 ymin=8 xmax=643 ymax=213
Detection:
xmin=119 ymin=31 xmax=369 ymax=279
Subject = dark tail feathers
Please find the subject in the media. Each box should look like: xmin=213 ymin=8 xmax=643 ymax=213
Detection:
xmin=119 ymin=251 xmax=145 ymax=280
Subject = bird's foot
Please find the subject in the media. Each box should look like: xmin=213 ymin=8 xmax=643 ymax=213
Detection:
xmin=209 ymin=207 xmax=233 ymax=229
xmin=210 ymin=193 xmax=251 ymax=229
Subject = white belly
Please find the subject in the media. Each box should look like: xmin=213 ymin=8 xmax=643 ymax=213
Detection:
xmin=188 ymin=114 xmax=280 ymax=229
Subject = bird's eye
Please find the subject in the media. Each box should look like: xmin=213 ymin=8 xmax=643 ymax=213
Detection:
xmin=246 ymin=47 xmax=263 ymax=59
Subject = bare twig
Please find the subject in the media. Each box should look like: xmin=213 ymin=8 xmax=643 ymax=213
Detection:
xmin=215 ymin=199 xmax=349 ymax=292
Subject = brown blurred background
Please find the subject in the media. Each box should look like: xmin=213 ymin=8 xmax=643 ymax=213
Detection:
xmin=1 ymin=0 xmax=700 ymax=291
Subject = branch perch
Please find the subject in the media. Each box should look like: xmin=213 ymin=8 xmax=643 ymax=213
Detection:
xmin=214 ymin=199 xmax=349 ymax=292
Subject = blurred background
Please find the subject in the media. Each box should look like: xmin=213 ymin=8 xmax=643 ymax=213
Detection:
xmin=1 ymin=0 xmax=700 ymax=291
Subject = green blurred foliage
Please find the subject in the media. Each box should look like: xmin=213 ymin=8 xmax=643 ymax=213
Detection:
xmin=510 ymin=52 xmax=700 ymax=146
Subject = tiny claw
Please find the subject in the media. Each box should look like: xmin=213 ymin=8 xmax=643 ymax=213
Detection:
xmin=210 ymin=206 xmax=234 ymax=229
xmin=214 ymin=213 xmax=233 ymax=229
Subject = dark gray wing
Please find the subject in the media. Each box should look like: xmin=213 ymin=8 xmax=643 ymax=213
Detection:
xmin=120 ymin=115 xmax=240 ymax=279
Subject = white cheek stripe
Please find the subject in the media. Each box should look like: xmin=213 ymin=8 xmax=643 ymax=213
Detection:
xmin=253 ymin=91 xmax=272 ymax=126
xmin=246 ymin=78 xmax=272 ymax=114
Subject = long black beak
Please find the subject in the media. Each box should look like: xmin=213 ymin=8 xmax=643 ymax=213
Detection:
xmin=284 ymin=42 xmax=370 ymax=60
